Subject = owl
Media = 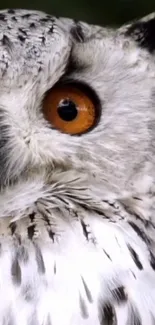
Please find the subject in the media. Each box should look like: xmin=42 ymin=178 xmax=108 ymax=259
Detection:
xmin=0 ymin=7 xmax=155 ymax=325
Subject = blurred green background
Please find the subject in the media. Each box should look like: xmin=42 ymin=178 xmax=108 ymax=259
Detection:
xmin=0 ymin=0 xmax=155 ymax=26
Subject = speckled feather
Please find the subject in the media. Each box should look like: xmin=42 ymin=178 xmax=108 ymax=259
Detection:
xmin=0 ymin=8 xmax=155 ymax=325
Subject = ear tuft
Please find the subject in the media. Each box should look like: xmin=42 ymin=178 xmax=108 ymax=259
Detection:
xmin=71 ymin=21 xmax=85 ymax=43
xmin=125 ymin=13 xmax=155 ymax=53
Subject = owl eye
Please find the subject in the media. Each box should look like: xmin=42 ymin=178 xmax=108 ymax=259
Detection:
xmin=42 ymin=84 xmax=100 ymax=135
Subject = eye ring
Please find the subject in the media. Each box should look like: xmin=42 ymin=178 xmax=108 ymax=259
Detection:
xmin=42 ymin=82 xmax=101 ymax=136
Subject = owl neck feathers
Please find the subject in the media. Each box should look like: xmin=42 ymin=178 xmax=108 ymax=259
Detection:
xmin=0 ymin=169 xmax=153 ymax=229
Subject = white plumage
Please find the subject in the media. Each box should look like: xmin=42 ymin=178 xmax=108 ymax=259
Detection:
xmin=0 ymin=8 xmax=155 ymax=325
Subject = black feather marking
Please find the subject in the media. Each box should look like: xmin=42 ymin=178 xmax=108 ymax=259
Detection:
xmin=111 ymin=286 xmax=127 ymax=304
xmin=39 ymin=17 xmax=53 ymax=23
xmin=48 ymin=229 xmax=55 ymax=242
xmin=125 ymin=18 xmax=155 ymax=53
xmin=80 ymin=219 xmax=89 ymax=240
xmin=48 ymin=26 xmax=54 ymax=34
xmin=128 ymin=221 xmax=155 ymax=270
xmin=18 ymin=28 xmax=27 ymax=36
xmin=0 ymin=112 xmax=12 ymax=185
xmin=27 ymin=213 xmax=36 ymax=240
xmin=54 ymin=261 xmax=56 ymax=274
xmin=29 ymin=22 xmax=36 ymax=28
xmin=99 ymin=302 xmax=116 ymax=325
xmin=29 ymin=213 xmax=35 ymax=222
xmin=103 ymin=249 xmax=112 ymax=261
xmin=128 ymin=244 xmax=143 ymax=270
xmin=1 ymin=35 xmax=12 ymax=49
xmin=42 ymin=213 xmax=56 ymax=242
xmin=34 ymin=244 xmax=45 ymax=274
xmin=149 ymin=251 xmax=155 ymax=270
xmin=79 ymin=294 xmax=89 ymax=319
xmin=7 ymin=9 xmax=15 ymax=14
xmin=11 ymin=16 xmax=17 ymax=22
xmin=22 ymin=14 xmax=31 ymax=19
xmin=41 ymin=36 xmax=46 ymax=45
xmin=17 ymin=35 xmax=25 ymax=43
xmin=0 ymin=14 xmax=6 ymax=21
xmin=27 ymin=224 xmax=35 ymax=240
xmin=11 ymin=256 xmax=21 ymax=285
xmin=81 ymin=276 xmax=93 ymax=303
xmin=128 ymin=221 xmax=150 ymax=244
xmin=9 ymin=222 xmax=17 ymax=235
xmin=130 ymin=270 xmax=136 ymax=279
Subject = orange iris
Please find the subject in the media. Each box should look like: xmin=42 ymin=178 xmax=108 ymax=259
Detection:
xmin=43 ymin=85 xmax=98 ymax=135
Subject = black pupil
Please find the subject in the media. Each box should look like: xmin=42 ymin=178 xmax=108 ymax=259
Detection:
xmin=57 ymin=99 xmax=78 ymax=121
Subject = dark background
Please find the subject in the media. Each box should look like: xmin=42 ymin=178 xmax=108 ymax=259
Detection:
xmin=0 ymin=0 xmax=155 ymax=26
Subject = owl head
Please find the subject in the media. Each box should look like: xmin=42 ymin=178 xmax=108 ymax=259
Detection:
xmin=0 ymin=9 xmax=155 ymax=217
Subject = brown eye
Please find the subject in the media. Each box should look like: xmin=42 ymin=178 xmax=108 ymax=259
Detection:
xmin=43 ymin=84 xmax=99 ymax=135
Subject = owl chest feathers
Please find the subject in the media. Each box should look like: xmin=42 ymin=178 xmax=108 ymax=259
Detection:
xmin=0 ymin=173 xmax=154 ymax=325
